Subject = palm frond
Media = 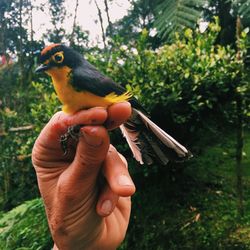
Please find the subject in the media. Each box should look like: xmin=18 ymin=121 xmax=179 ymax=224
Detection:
xmin=154 ymin=0 xmax=206 ymax=40
xmin=238 ymin=0 xmax=250 ymax=18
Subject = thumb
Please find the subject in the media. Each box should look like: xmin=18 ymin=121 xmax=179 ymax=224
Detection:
xmin=57 ymin=126 xmax=110 ymax=198
xmin=74 ymin=125 xmax=110 ymax=168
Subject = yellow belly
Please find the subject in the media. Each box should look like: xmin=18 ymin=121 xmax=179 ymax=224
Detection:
xmin=46 ymin=66 xmax=131 ymax=114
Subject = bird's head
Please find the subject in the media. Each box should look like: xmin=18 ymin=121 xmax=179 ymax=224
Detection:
xmin=35 ymin=44 xmax=83 ymax=74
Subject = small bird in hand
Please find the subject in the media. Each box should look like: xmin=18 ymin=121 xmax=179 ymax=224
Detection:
xmin=36 ymin=44 xmax=192 ymax=165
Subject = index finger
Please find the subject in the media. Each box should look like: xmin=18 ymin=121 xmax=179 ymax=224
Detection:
xmin=37 ymin=107 xmax=108 ymax=145
xmin=105 ymin=102 xmax=132 ymax=130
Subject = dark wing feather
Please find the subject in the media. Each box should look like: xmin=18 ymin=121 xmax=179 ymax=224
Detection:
xmin=72 ymin=59 xmax=144 ymax=110
xmin=72 ymin=60 xmax=125 ymax=96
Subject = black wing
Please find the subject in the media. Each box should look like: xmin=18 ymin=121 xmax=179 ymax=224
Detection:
xmin=71 ymin=60 xmax=125 ymax=96
xmin=71 ymin=60 xmax=145 ymax=111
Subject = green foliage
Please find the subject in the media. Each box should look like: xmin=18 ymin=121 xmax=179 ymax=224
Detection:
xmin=154 ymin=0 xmax=205 ymax=40
xmin=0 ymin=66 xmax=59 ymax=210
xmin=88 ymin=19 xmax=249 ymax=132
xmin=45 ymin=0 xmax=67 ymax=43
xmin=0 ymin=65 xmax=39 ymax=210
xmin=30 ymin=82 xmax=61 ymax=132
xmin=110 ymin=0 xmax=159 ymax=44
xmin=0 ymin=198 xmax=52 ymax=250
xmin=119 ymin=130 xmax=250 ymax=250
xmin=68 ymin=25 xmax=90 ymax=54
xmin=232 ymin=0 xmax=250 ymax=25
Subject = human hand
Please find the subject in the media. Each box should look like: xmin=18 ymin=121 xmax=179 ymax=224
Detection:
xmin=32 ymin=102 xmax=135 ymax=250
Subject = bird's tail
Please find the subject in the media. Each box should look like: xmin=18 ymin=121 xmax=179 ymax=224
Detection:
xmin=120 ymin=108 xmax=192 ymax=165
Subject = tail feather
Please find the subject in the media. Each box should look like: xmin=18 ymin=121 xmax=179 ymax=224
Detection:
xmin=135 ymin=109 xmax=189 ymax=157
xmin=120 ymin=108 xmax=192 ymax=165
xmin=141 ymin=130 xmax=169 ymax=165
xmin=120 ymin=124 xmax=143 ymax=164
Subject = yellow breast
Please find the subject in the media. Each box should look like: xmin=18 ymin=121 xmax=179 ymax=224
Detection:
xmin=46 ymin=66 xmax=131 ymax=114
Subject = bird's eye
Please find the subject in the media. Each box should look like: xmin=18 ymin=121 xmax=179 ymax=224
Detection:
xmin=52 ymin=52 xmax=64 ymax=63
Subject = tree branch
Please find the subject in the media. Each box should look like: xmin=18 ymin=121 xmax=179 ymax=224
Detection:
xmin=104 ymin=0 xmax=113 ymax=37
xmin=94 ymin=0 xmax=106 ymax=49
xmin=70 ymin=0 xmax=79 ymax=46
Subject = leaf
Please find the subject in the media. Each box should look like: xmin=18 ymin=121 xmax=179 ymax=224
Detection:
xmin=154 ymin=0 xmax=205 ymax=40
xmin=238 ymin=0 xmax=250 ymax=17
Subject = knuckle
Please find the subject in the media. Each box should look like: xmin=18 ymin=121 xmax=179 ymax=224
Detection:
xmin=79 ymin=153 xmax=103 ymax=171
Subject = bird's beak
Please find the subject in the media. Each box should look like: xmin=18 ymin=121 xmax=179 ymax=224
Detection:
xmin=35 ymin=64 xmax=50 ymax=73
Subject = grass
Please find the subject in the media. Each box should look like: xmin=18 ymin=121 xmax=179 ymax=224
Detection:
xmin=0 ymin=199 xmax=52 ymax=250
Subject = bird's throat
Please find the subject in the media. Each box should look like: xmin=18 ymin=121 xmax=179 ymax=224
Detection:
xmin=46 ymin=66 xmax=73 ymax=104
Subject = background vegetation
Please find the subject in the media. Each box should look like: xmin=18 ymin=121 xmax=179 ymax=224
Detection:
xmin=0 ymin=0 xmax=249 ymax=249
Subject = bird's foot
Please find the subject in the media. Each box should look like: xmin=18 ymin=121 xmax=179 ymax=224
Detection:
xmin=60 ymin=124 xmax=83 ymax=155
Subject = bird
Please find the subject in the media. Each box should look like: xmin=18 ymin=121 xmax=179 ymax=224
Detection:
xmin=35 ymin=44 xmax=192 ymax=165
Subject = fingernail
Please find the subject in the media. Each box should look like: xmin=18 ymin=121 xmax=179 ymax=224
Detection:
xmin=118 ymin=175 xmax=134 ymax=186
xmin=101 ymin=200 xmax=112 ymax=215
xmin=94 ymin=107 xmax=106 ymax=110
xmin=83 ymin=128 xmax=103 ymax=146
xmin=117 ymin=101 xmax=131 ymax=106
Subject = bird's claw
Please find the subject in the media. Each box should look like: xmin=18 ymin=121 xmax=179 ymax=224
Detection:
xmin=60 ymin=124 xmax=83 ymax=155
